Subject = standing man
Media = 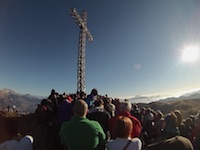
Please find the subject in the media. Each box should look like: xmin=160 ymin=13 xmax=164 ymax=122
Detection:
xmin=60 ymin=99 xmax=106 ymax=150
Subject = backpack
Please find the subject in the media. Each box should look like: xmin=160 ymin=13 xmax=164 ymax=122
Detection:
xmin=35 ymin=104 xmax=53 ymax=125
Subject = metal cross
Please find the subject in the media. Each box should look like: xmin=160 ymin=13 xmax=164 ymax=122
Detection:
xmin=69 ymin=8 xmax=93 ymax=93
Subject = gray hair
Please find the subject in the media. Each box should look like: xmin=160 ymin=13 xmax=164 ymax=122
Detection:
xmin=120 ymin=101 xmax=132 ymax=112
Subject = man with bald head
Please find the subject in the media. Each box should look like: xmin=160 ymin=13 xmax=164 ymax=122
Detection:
xmin=60 ymin=99 xmax=106 ymax=150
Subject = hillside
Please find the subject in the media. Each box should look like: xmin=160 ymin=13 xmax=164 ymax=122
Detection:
xmin=138 ymin=98 xmax=200 ymax=119
xmin=0 ymin=88 xmax=42 ymax=113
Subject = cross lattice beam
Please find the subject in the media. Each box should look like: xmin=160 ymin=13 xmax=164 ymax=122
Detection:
xmin=69 ymin=8 xmax=93 ymax=93
xmin=70 ymin=8 xmax=93 ymax=42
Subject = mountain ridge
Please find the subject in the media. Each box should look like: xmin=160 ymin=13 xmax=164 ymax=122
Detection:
xmin=129 ymin=89 xmax=200 ymax=103
xmin=1 ymin=88 xmax=200 ymax=114
xmin=0 ymin=88 xmax=42 ymax=113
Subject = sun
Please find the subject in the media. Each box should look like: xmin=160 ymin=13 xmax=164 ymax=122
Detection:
xmin=181 ymin=46 xmax=200 ymax=63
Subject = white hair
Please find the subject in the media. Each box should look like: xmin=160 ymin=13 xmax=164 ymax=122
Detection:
xmin=120 ymin=101 xmax=132 ymax=112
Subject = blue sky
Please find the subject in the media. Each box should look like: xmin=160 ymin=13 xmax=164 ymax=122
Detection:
xmin=0 ymin=0 xmax=200 ymax=99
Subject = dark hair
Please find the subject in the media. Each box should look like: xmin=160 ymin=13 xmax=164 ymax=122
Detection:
xmin=91 ymin=88 xmax=98 ymax=96
xmin=165 ymin=112 xmax=178 ymax=127
xmin=94 ymin=99 xmax=104 ymax=107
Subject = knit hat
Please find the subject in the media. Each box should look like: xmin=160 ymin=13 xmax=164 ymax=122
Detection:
xmin=161 ymin=136 xmax=194 ymax=150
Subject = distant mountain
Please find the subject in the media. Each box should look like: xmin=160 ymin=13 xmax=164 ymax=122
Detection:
xmin=128 ymin=89 xmax=200 ymax=104
xmin=128 ymin=95 xmax=166 ymax=103
xmin=159 ymin=90 xmax=200 ymax=102
xmin=136 ymin=98 xmax=200 ymax=119
xmin=0 ymin=88 xmax=42 ymax=113
xmin=180 ymin=90 xmax=200 ymax=99
xmin=127 ymin=89 xmax=200 ymax=118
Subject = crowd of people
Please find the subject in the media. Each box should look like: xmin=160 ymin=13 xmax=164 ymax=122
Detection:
xmin=1 ymin=88 xmax=200 ymax=150
xmin=33 ymin=88 xmax=200 ymax=150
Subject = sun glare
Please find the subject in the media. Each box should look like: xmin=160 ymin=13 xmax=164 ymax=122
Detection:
xmin=182 ymin=46 xmax=200 ymax=63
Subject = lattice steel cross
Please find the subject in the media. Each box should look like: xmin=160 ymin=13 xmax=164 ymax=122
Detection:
xmin=69 ymin=8 xmax=93 ymax=93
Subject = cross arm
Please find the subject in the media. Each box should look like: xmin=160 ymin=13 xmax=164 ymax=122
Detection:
xmin=69 ymin=8 xmax=85 ymax=28
xmin=70 ymin=8 xmax=93 ymax=42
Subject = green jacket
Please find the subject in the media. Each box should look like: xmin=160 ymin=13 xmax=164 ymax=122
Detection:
xmin=60 ymin=116 xmax=106 ymax=150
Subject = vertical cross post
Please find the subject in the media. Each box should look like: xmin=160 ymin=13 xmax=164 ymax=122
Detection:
xmin=69 ymin=8 xmax=93 ymax=93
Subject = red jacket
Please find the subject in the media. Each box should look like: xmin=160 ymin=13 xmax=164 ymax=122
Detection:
xmin=109 ymin=110 xmax=142 ymax=138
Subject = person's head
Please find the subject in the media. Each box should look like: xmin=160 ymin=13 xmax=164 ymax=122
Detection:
xmin=73 ymin=99 xmax=88 ymax=117
xmin=156 ymin=110 xmax=164 ymax=120
xmin=41 ymin=99 xmax=47 ymax=105
xmin=132 ymin=104 xmax=138 ymax=111
xmin=80 ymin=91 xmax=86 ymax=99
xmin=174 ymin=110 xmax=182 ymax=126
xmin=94 ymin=98 xmax=104 ymax=107
xmin=91 ymin=88 xmax=98 ymax=96
xmin=120 ymin=101 xmax=132 ymax=112
xmin=185 ymin=117 xmax=193 ymax=126
xmin=146 ymin=108 xmax=152 ymax=114
xmin=112 ymin=116 xmax=133 ymax=138
xmin=51 ymin=89 xmax=55 ymax=94
xmin=165 ymin=112 xmax=178 ymax=128
xmin=161 ymin=136 xmax=194 ymax=150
